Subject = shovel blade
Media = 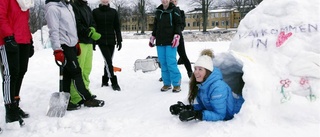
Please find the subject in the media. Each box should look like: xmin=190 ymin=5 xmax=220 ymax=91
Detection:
xmin=46 ymin=92 xmax=70 ymax=117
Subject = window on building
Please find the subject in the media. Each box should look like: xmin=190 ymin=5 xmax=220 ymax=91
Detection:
xmin=226 ymin=21 xmax=229 ymax=26
xmin=212 ymin=21 xmax=215 ymax=26
xmin=193 ymin=22 xmax=196 ymax=27
xmin=211 ymin=13 xmax=214 ymax=18
xmin=187 ymin=23 xmax=190 ymax=27
xmin=215 ymin=13 xmax=219 ymax=17
xmin=234 ymin=23 xmax=238 ymax=28
xmin=221 ymin=12 xmax=226 ymax=17
xmin=222 ymin=21 xmax=225 ymax=26
xmin=215 ymin=21 xmax=219 ymax=26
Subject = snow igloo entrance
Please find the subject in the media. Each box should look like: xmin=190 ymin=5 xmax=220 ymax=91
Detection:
xmin=213 ymin=52 xmax=244 ymax=96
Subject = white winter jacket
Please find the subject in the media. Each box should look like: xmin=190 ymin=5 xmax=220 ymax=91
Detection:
xmin=45 ymin=1 xmax=78 ymax=50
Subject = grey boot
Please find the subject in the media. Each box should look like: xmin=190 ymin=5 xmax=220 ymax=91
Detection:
xmin=110 ymin=75 xmax=121 ymax=91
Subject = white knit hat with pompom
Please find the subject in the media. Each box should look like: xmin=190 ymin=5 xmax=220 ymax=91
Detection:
xmin=194 ymin=49 xmax=214 ymax=72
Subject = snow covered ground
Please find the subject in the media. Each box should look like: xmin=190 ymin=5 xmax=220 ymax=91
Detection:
xmin=1 ymin=38 xmax=317 ymax=137
xmin=0 ymin=0 xmax=319 ymax=136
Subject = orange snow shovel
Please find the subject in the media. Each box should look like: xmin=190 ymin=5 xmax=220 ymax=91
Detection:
xmin=113 ymin=66 xmax=122 ymax=72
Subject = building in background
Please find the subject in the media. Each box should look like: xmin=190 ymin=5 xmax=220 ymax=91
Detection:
xmin=121 ymin=7 xmax=241 ymax=32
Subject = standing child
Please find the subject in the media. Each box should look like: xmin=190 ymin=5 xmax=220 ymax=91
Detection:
xmin=45 ymin=0 xmax=104 ymax=108
xmin=0 ymin=0 xmax=35 ymax=126
xmin=149 ymin=0 xmax=182 ymax=92
xmin=92 ymin=0 xmax=122 ymax=91
xmin=69 ymin=0 xmax=101 ymax=110
xmin=171 ymin=0 xmax=193 ymax=78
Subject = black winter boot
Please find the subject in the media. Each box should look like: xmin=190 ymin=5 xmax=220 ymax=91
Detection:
xmin=110 ymin=75 xmax=121 ymax=91
xmin=15 ymin=97 xmax=29 ymax=118
xmin=5 ymin=103 xmax=25 ymax=126
xmin=101 ymin=75 xmax=109 ymax=87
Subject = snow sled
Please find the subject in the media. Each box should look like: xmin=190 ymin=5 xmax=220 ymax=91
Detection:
xmin=134 ymin=56 xmax=159 ymax=73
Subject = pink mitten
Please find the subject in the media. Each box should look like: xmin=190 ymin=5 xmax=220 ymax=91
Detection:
xmin=149 ymin=36 xmax=156 ymax=47
xmin=171 ymin=34 xmax=180 ymax=47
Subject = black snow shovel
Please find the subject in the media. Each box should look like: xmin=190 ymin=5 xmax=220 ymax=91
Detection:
xmin=46 ymin=60 xmax=70 ymax=117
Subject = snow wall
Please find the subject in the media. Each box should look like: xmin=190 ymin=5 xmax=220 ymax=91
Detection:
xmin=214 ymin=0 xmax=320 ymax=123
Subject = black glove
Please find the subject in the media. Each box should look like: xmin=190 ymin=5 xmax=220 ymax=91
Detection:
xmin=4 ymin=36 xmax=18 ymax=53
xmin=169 ymin=101 xmax=193 ymax=115
xmin=179 ymin=110 xmax=202 ymax=122
xmin=116 ymin=42 xmax=122 ymax=51
xmin=29 ymin=40 xmax=34 ymax=58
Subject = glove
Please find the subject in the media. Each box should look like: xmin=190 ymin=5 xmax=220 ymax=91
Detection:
xmin=29 ymin=40 xmax=34 ymax=58
xmin=88 ymin=27 xmax=101 ymax=41
xmin=171 ymin=34 xmax=180 ymax=48
xmin=149 ymin=36 xmax=155 ymax=47
xmin=169 ymin=101 xmax=193 ymax=115
xmin=179 ymin=110 xmax=202 ymax=122
xmin=75 ymin=42 xmax=81 ymax=56
xmin=53 ymin=50 xmax=65 ymax=63
xmin=116 ymin=42 xmax=122 ymax=51
xmin=4 ymin=36 xmax=18 ymax=53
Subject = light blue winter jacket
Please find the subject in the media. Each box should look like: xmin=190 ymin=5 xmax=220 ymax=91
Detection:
xmin=45 ymin=1 xmax=78 ymax=50
xmin=193 ymin=68 xmax=243 ymax=121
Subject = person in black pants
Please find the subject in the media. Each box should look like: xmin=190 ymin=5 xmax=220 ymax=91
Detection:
xmin=45 ymin=0 xmax=104 ymax=109
xmin=0 ymin=0 xmax=35 ymax=127
xmin=92 ymin=0 xmax=122 ymax=91
xmin=172 ymin=0 xmax=193 ymax=78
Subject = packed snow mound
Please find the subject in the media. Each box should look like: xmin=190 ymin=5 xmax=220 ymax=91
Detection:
xmin=220 ymin=0 xmax=320 ymax=123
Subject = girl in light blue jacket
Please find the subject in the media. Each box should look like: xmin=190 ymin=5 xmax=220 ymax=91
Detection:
xmin=170 ymin=49 xmax=244 ymax=121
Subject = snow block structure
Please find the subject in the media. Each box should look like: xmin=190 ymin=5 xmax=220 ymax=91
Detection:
xmin=214 ymin=0 xmax=320 ymax=123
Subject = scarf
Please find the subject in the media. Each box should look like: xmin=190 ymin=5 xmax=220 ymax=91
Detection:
xmin=16 ymin=0 xmax=34 ymax=11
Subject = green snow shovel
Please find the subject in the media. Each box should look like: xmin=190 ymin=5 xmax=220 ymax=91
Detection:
xmin=46 ymin=60 xmax=70 ymax=117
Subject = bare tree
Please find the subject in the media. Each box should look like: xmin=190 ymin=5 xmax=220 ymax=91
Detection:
xmin=29 ymin=0 xmax=46 ymax=33
xmin=189 ymin=0 xmax=215 ymax=32
xmin=132 ymin=0 xmax=154 ymax=34
xmin=232 ymin=0 xmax=260 ymax=19
xmin=111 ymin=0 xmax=128 ymax=31
xmin=29 ymin=0 xmax=46 ymax=45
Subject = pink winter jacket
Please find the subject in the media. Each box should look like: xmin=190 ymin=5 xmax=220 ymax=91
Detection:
xmin=0 ymin=0 xmax=32 ymax=45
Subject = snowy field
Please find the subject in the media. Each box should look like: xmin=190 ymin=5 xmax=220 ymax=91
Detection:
xmin=0 ymin=38 xmax=318 ymax=137
xmin=0 ymin=0 xmax=319 ymax=136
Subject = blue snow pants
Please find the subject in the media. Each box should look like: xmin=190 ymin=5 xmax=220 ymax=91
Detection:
xmin=156 ymin=45 xmax=181 ymax=87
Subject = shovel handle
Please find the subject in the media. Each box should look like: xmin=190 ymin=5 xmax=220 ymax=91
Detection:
xmin=55 ymin=59 xmax=66 ymax=67
xmin=55 ymin=60 xmax=66 ymax=92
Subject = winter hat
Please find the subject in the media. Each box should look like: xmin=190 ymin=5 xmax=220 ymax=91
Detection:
xmin=194 ymin=49 xmax=214 ymax=72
